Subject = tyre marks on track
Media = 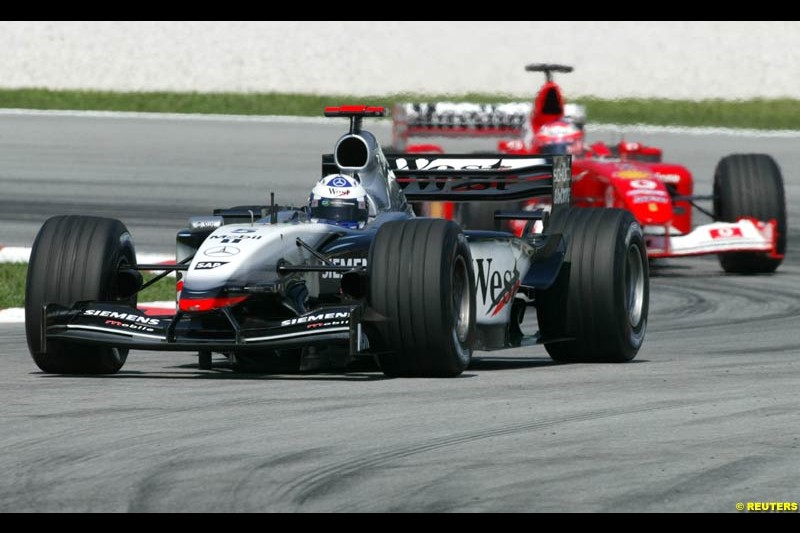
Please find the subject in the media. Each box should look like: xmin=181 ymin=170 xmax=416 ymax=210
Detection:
xmin=649 ymin=266 xmax=800 ymax=333
xmin=271 ymin=399 xmax=697 ymax=510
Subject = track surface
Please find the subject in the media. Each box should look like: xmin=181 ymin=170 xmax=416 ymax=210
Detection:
xmin=1 ymin=114 xmax=798 ymax=512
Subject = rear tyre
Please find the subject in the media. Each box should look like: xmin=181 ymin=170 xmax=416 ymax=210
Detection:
xmin=536 ymin=208 xmax=648 ymax=363
xmin=714 ymin=154 xmax=786 ymax=273
xmin=25 ymin=216 xmax=136 ymax=374
xmin=368 ymin=219 xmax=475 ymax=377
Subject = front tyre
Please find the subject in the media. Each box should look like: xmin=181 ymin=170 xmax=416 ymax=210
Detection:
xmin=367 ymin=219 xmax=476 ymax=377
xmin=536 ymin=208 xmax=648 ymax=363
xmin=25 ymin=216 xmax=136 ymax=374
xmin=714 ymin=154 xmax=786 ymax=273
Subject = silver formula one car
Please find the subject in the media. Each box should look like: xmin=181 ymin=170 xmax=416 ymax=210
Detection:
xmin=25 ymin=106 xmax=649 ymax=377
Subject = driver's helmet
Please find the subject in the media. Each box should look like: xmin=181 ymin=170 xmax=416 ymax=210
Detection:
xmin=308 ymin=174 xmax=369 ymax=229
xmin=533 ymin=120 xmax=584 ymax=155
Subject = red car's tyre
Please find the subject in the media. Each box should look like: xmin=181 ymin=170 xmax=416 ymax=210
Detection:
xmin=25 ymin=216 xmax=136 ymax=374
xmin=714 ymin=154 xmax=786 ymax=274
xmin=368 ymin=218 xmax=475 ymax=377
xmin=536 ymin=208 xmax=648 ymax=363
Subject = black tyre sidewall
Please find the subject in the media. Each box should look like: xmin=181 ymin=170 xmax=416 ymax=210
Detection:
xmin=537 ymin=208 xmax=648 ymax=363
xmin=714 ymin=154 xmax=786 ymax=273
xmin=367 ymin=219 xmax=475 ymax=377
xmin=25 ymin=215 xmax=136 ymax=374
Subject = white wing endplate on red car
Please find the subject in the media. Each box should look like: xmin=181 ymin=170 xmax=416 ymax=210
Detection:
xmin=645 ymin=218 xmax=781 ymax=259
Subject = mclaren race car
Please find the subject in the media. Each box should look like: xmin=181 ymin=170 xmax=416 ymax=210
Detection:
xmin=25 ymin=106 xmax=649 ymax=377
xmin=392 ymin=64 xmax=786 ymax=274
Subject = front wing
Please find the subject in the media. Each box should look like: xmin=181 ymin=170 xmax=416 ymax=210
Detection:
xmin=42 ymin=302 xmax=366 ymax=354
xmin=645 ymin=218 xmax=782 ymax=259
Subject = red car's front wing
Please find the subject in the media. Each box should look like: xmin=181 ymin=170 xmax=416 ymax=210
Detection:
xmin=643 ymin=218 xmax=782 ymax=259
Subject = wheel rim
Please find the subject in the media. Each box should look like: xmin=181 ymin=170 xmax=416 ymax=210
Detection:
xmin=452 ymin=256 xmax=471 ymax=344
xmin=626 ymin=243 xmax=645 ymax=327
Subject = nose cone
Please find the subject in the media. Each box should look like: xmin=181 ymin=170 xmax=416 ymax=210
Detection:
xmin=615 ymin=176 xmax=673 ymax=225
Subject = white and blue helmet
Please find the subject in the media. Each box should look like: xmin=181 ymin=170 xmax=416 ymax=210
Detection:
xmin=308 ymin=174 xmax=369 ymax=229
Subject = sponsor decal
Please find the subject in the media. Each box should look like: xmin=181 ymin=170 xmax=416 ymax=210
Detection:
xmin=319 ymin=198 xmax=357 ymax=207
xmin=208 ymin=234 xmax=262 ymax=242
xmin=328 ymin=187 xmax=351 ymax=197
xmin=655 ymin=172 xmax=682 ymax=184
xmin=330 ymin=176 xmax=351 ymax=188
xmin=322 ymin=257 xmax=367 ymax=279
xmin=630 ymin=179 xmax=658 ymax=190
xmin=230 ymin=228 xmax=257 ymax=233
xmin=710 ymin=227 xmax=743 ymax=239
xmin=83 ymin=309 xmax=160 ymax=326
xmin=194 ymin=261 xmax=228 ymax=270
xmin=204 ymin=246 xmax=241 ymax=257
xmin=281 ymin=311 xmax=351 ymax=327
xmin=615 ymin=170 xmax=650 ymax=180
xmin=190 ymin=217 xmax=223 ymax=229
xmin=552 ymin=156 xmax=571 ymax=206
xmin=632 ymin=195 xmax=670 ymax=204
xmin=627 ymin=189 xmax=668 ymax=196
xmin=474 ymin=258 xmax=521 ymax=317
xmin=393 ymin=157 xmax=545 ymax=172
xmin=403 ymin=102 xmax=529 ymax=130
xmin=104 ymin=320 xmax=156 ymax=333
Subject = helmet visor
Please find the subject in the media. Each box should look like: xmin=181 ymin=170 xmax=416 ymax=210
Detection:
xmin=310 ymin=198 xmax=366 ymax=224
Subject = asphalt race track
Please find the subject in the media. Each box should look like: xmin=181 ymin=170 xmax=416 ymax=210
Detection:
xmin=0 ymin=113 xmax=798 ymax=512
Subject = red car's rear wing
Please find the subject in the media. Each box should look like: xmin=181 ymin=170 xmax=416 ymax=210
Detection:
xmin=386 ymin=154 xmax=571 ymax=207
xmin=391 ymin=102 xmax=531 ymax=151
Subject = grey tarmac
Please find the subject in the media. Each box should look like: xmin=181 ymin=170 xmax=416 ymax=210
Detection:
xmin=0 ymin=113 xmax=798 ymax=512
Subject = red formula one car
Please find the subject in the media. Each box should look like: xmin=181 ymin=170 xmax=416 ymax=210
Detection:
xmin=392 ymin=64 xmax=787 ymax=274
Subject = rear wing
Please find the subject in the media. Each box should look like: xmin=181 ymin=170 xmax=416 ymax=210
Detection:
xmin=392 ymin=102 xmax=531 ymax=151
xmin=386 ymin=154 xmax=571 ymax=208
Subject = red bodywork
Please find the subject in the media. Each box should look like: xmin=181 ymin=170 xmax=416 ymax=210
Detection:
xmin=395 ymin=71 xmax=780 ymax=260
xmin=480 ymin=78 xmax=693 ymax=243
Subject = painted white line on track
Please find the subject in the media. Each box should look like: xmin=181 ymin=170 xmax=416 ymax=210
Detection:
xmin=0 ymin=108 xmax=331 ymax=125
xmin=1 ymin=107 xmax=799 ymax=138
xmin=0 ymin=308 xmax=24 ymax=324
xmin=0 ymin=247 xmax=31 ymax=263
xmin=589 ymin=123 xmax=800 ymax=138
xmin=1 ymin=250 xmax=177 ymax=318
xmin=1 ymin=301 xmax=177 ymax=324
xmin=0 ymin=248 xmax=172 ymax=265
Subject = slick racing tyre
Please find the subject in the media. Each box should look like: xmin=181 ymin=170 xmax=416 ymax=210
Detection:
xmin=536 ymin=208 xmax=648 ymax=363
xmin=368 ymin=218 xmax=476 ymax=377
xmin=714 ymin=154 xmax=786 ymax=274
xmin=25 ymin=216 xmax=137 ymax=374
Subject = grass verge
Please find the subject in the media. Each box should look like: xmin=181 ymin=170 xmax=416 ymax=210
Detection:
xmin=1 ymin=88 xmax=800 ymax=130
xmin=0 ymin=263 xmax=176 ymax=309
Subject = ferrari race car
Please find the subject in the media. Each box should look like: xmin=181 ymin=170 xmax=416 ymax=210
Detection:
xmin=25 ymin=106 xmax=649 ymax=377
xmin=392 ymin=64 xmax=787 ymax=274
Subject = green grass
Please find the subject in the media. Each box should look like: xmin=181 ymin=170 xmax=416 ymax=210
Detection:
xmin=575 ymin=97 xmax=800 ymax=130
xmin=0 ymin=264 xmax=28 ymax=310
xmin=0 ymin=263 xmax=176 ymax=309
xmin=1 ymin=88 xmax=800 ymax=130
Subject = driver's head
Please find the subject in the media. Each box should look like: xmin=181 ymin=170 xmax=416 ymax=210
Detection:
xmin=308 ymin=174 xmax=369 ymax=229
xmin=533 ymin=120 xmax=584 ymax=155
